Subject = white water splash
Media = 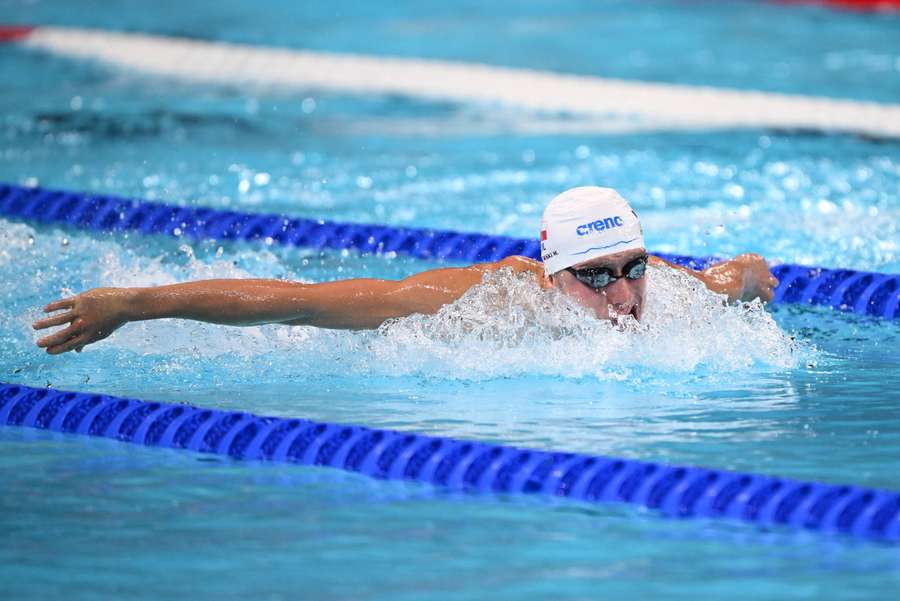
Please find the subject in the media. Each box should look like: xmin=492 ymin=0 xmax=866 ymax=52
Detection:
xmin=0 ymin=221 xmax=38 ymax=268
xmin=107 ymin=260 xmax=802 ymax=379
xmin=10 ymin=224 xmax=802 ymax=380
xmin=366 ymin=266 xmax=800 ymax=379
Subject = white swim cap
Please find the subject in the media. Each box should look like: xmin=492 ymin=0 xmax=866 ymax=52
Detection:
xmin=539 ymin=187 xmax=645 ymax=275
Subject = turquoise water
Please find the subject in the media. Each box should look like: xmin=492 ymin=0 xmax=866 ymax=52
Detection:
xmin=2 ymin=0 xmax=900 ymax=599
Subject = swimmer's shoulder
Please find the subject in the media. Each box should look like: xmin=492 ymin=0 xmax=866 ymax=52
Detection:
xmin=403 ymin=255 xmax=539 ymax=289
xmin=494 ymin=255 xmax=542 ymax=275
xmin=475 ymin=255 xmax=543 ymax=281
xmin=398 ymin=255 xmax=542 ymax=307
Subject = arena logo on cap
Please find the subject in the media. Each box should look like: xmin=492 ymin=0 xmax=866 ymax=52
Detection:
xmin=576 ymin=215 xmax=625 ymax=236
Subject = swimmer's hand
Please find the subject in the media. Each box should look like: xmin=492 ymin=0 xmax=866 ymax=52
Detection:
xmin=33 ymin=288 xmax=132 ymax=355
xmin=701 ymin=253 xmax=779 ymax=303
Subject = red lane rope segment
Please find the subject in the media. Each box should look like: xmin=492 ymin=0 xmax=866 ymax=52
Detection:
xmin=777 ymin=0 xmax=900 ymax=10
xmin=0 ymin=25 xmax=34 ymax=43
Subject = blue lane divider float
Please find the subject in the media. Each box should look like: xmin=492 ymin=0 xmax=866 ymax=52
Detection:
xmin=2 ymin=381 xmax=898 ymax=542
xmin=1 ymin=183 xmax=898 ymax=318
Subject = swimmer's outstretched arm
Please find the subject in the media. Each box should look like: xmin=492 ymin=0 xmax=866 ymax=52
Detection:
xmin=32 ymin=256 xmax=531 ymax=355
xmin=32 ymin=254 xmax=774 ymax=355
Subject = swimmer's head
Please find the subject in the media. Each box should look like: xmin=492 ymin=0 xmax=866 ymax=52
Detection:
xmin=540 ymin=187 xmax=647 ymax=321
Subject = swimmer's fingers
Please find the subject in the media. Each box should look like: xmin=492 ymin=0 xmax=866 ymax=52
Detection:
xmin=36 ymin=320 xmax=83 ymax=351
xmin=762 ymin=273 xmax=779 ymax=303
xmin=756 ymin=282 xmax=775 ymax=303
xmin=32 ymin=311 xmax=75 ymax=330
xmin=44 ymin=298 xmax=75 ymax=313
xmin=46 ymin=333 xmax=90 ymax=356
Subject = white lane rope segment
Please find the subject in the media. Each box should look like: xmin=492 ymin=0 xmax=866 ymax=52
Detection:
xmin=12 ymin=26 xmax=900 ymax=138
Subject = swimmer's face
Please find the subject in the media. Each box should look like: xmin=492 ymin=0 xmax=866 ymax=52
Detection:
xmin=549 ymin=248 xmax=648 ymax=322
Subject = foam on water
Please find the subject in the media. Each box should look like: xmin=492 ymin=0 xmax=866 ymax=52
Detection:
xmin=369 ymin=266 xmax=800 ymax=379
xmin=5 ymin=220 xmax=803 ymax=383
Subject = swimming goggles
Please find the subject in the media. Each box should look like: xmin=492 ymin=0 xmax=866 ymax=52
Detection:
xmin=565 ymin=255 xmax=648 ymax=290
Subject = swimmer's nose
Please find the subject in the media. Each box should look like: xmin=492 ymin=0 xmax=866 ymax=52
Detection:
xmin=599 ymin=277 xmax=635 ymax=304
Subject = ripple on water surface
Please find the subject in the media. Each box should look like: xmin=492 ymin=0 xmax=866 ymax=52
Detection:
xmin=1 ymin=200 xmax=897 ymax=488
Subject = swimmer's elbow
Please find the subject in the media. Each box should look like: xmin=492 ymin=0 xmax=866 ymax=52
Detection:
xmin=279 ymin=279 xmax=422 ymax=330
xmin=281 ymin=267 xmax=494 ymax=330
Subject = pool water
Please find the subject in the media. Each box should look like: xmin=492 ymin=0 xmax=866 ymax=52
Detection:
xmin=1 ymin=0 xmax=900 ymax=599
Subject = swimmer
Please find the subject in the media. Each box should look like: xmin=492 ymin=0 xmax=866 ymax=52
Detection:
xmin=33 ymin=187 xmax=778 ymax=355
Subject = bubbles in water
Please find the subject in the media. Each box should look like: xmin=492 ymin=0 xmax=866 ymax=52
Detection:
xmin=7 ymin=222 xmax=804 ymax=384
xmin=102 ymin=261 xmax=802 ymax=381
xmin=368 ymin=265 xmax=801 ymax=380
xmin=0 ymin=221 xmax=38 ymax=267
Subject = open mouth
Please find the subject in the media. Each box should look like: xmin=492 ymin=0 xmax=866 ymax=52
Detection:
xmin=607 ymin=304 xmax=639 ymax=324
xmin=631 ymin=305 xmax=641 ymax=321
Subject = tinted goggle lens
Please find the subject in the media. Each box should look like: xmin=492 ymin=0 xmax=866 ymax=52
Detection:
xmin=568 ymin=256 xmax=647 ymax=289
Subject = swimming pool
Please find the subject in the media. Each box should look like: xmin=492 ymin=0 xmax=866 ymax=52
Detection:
xmin=2 ymin=0 xmax=899 ymax=599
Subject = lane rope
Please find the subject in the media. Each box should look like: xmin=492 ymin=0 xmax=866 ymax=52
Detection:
xmin=1 ymin=382 xmax=897 ymax=542
xmin=2 ymin=183 xmax=898 ymax=318
xmin=4 ymin=25 xmax=900 ymax=138
xmin=777 ymin=0 xmax=900 ymax=10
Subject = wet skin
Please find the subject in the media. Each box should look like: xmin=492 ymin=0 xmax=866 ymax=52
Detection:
xmin=32 ymin=252 xmax=777 ymax=355
xmin=547 ymin=248 xmax=648 ymax=322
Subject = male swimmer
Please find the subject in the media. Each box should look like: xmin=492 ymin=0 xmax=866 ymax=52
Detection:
xmin=33 ymin=187 xmax=777 ymax=355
